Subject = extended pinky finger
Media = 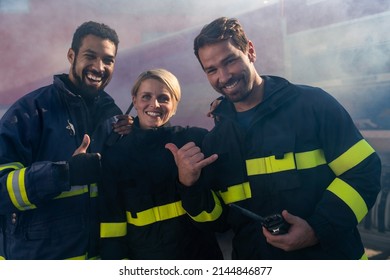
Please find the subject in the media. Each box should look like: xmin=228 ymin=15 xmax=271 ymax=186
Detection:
xmin=197 ymin=154 xmax=218 ymax=169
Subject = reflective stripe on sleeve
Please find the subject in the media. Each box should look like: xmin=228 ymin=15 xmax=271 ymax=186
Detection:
xmin=189 ymin=191 xmax=223 ymax=222
xmin=218 ymin=181 xmax=251 ymax=204
xmin=0 ymin=162 xmax=24 ymax=172
xmin=327 ymin=178 xmax=368 ymax=223
xmin=54 ymin=185 xmax=89 ymax=199
xmin=6 ymin=168 xmax=36 ymax=211
xmin=328 ymin=139 xmax=375 ymax=176
xmin=126 ymin=200 xmax=186 ymax=226
xmin=100 ymin=222 xmax=127 ymax=238
xmin=90 ymin=183 xmax=98 ymax=198
xmin=360 ymin=253 xmax=368 ymax=260
xmin=65 ymin=254 xmax=87 ymax=260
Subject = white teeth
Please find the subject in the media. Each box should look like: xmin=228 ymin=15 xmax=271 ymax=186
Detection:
xmin=224 ymin=80 xmax=238 ymax=89
xmin=146 ymin=111 xmax=161 ymax=117
xmin=87 ymin=73 xmax=102 ymax=82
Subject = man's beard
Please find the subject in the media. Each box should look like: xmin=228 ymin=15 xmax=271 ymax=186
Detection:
xmin=222 ymin=85 xmax=252 ymax=104
xmin=71 ymin=63 xmax=106 ymax=99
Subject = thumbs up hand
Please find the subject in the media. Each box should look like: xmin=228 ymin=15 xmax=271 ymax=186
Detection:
xmin=72 ymin=134 xmax=91 ymax=155
xmin=69 ymin=134 xmax=101 ymax=186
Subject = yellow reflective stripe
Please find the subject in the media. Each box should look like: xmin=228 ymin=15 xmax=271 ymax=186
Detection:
xmin=90 ymin=183 xmax=98 ymax=198
xmin=190 ymin=191 xmax=223 ymax=222
xmin=218 ymin=181 xmax=251 ymax=204
xmin=328 ymin=139 xmax=375 ymax=176
xmin=6 ymin=169 xmax=36 ymax=211
xmin=360 ymin=253 xmax=368 ymax=260
xmin=295 ymin=149 xmax=326 ymax=169
xmin=127 ymin=201 xmax=186 ymax=226
xmin=66 ymin=254 xmax=87 ymax=260
xmin=100 ymin=222 xmax=127 ymax=238
xmin=55 ymin=185 xmax=89 ymax=199
xmin=0 ymin=162 xmax=24 ymax=171
xmin=1 ymin=163 xmax=92 ymax=202
xmin=246 ymin=152 xmax=295 ymax=176
xmin=327 ymin=178 xmax=368 ymax=223
xmin=246 ymin=150 xmax=327 ymax=176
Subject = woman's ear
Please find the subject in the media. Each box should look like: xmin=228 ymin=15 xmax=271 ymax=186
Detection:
xmin=132 ymin=95 xmax=137 ymax=110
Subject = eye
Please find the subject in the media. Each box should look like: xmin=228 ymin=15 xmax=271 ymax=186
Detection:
xmin=225 ymin=57 xmax=236 ymax=65
xmin=141 ymin=94 xmax=151 ymax=101
xmin=84 ymin=54 xmax=96 ymax=60
xmin=205 ymin=68 xmax=216 ymax=75
xmin=158 ymin=95 xmax=171 ymax=103
xmin=226 ymin=59 xmax=234 ymax=64
xmin=103 ymin=58 xmax=115 ymax=65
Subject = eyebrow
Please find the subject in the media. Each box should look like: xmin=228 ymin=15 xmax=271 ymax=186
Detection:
xmin=82 ymin=49 xmax=97 ymax=54
xmin=203 ymin=53 xmax=236 ymax=72
xmin=83 ymin=49 xmax=115 ymax=59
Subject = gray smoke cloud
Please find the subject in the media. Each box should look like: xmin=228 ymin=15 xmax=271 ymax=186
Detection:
xmin=1 ymin=0 xmax=389 ymax=132
xmin=0 ymin=0 xmax=273 ymax=116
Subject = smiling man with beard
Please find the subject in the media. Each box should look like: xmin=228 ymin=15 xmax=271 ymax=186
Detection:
xmin=0 ymin=21 xmax=131 ymax=259
xmin=68 ymin=30 xmax=115 ymax=99
xmin=167 ymin=17 xmax=382 ymax=260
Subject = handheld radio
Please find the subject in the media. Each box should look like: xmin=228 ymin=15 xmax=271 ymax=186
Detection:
xmin=230 ymin=204 xmax=290 ymax=235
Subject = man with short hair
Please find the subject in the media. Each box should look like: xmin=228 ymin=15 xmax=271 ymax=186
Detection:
xmin=167 ymin=17 xmax=382 ymax=259
xmin=0 ymin=21 xmax=130 ymax=259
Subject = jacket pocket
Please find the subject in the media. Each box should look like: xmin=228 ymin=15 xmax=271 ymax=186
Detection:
xmin=25 ymin=213 xmax=86 ymax=240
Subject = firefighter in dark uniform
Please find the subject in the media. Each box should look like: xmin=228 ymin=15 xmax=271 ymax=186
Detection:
xmin=0 ymin=21 xmax=131 ymax=259
xmin=99 ymin=69 xmax=223 ymax=259
xmin=166 ymin=17 xmax=382 ymax=260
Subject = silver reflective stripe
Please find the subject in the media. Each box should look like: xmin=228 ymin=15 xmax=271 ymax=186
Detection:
xmin=90 ymin=183 xmax=98 ymax=198
xmin=7 ymin=169 xmax=36 ymax=211
xmin=55 ymin=185 xmax=89 ymax=199
xmin=0 ymin=162 xmax=24 ymax=171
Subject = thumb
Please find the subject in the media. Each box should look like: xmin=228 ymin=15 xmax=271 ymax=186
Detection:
xmin=165 ymin=143 xmax=179 ymax=158
xmin=281 ymin=210 xmax=295 ymax=224
xmin=73 ymin=134 xmax=91 ymax=156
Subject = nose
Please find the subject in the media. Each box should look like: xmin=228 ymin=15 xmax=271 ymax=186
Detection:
xmin=92 ymin=59 xmax=105 ymax=72
xmin=218 ymin=67 xmax=232 ymax=85
xmin=151 ymin=97 xmax=161 ymax=108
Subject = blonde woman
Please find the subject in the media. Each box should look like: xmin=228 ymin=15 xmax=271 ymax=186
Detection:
xmin=99 ymin=69 xmax=223 ymax=260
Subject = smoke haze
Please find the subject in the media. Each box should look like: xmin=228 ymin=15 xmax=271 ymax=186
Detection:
xmin=0 ymin=0 xmax=389 ymax=132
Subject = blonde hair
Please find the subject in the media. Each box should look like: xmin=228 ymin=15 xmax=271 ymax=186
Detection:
xmin=131 ymin=68 xmax=181 ymax=112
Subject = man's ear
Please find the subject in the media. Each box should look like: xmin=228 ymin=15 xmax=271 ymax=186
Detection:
xmin=67 ymin=48 xmax=75 ymax=64
xmin=248 ymin=41 xmax=256 ymax=63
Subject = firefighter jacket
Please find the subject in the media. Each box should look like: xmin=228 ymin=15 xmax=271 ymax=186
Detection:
xmin=0 ymin=74 xmax=122 ymax=259
xmin=179 ymin=75 xmax=382 ymax=260
xmin=99 ymin=118 xmax=223 ymax=260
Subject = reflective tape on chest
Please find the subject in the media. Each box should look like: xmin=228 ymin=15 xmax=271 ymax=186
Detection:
xmin=246 ymin=149 xmax=326 ymax=176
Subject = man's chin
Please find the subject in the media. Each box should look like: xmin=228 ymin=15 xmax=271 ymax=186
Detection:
xmin=224 ymin=93 xmax=240 ymax=103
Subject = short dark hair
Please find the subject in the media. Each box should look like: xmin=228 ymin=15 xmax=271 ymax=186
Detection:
xmin=194 ymin=17 xmax=249 ymax=68
xmin=71 ymin=21 xmax=119 ymax=55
